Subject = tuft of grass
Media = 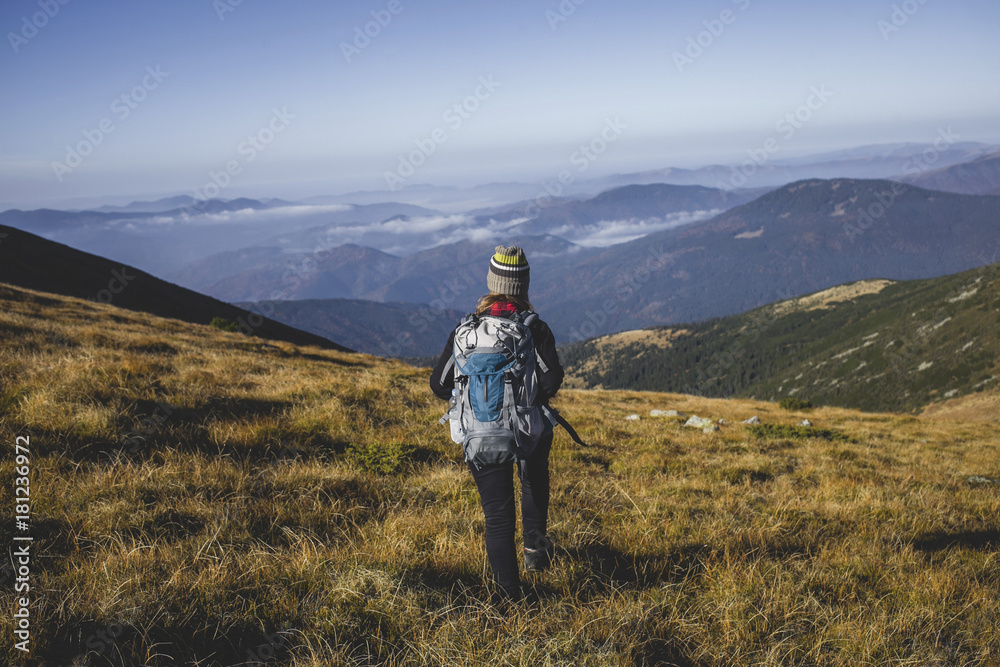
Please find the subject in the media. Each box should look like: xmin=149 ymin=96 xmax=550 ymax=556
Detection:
xmin=209 ymin=316 xmax=239 ymax=332
xmin=779 ymin=397 xmax=814 ymax=411
xmin=347 ymin=441 xmax=416 ymax=475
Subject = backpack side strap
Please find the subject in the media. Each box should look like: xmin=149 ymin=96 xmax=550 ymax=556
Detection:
xmin=534 ymin=349 xmax=549 ymax=374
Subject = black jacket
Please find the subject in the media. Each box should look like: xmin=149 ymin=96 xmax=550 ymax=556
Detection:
xmin=429 ymin=311 xmax=564 ymax=403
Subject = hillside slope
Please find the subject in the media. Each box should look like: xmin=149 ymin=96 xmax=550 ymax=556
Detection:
xmin=0 ymin=282 xmax=998 ymax=665
xmin=0 ymin=224 xmax=349 ymax=351
xmin=562 ymin=262 xmax=1000 ymax=413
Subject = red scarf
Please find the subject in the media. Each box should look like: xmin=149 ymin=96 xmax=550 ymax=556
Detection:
xmin=489 ymin=301 xmax=518 ymax=317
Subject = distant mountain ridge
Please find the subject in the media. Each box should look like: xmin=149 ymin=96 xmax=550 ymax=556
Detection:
xmin=899 ymin=151 xmax=1000 ymax=195
xmin=597 ymin=141 xmax=998 ymax=190
xmin=560 ymin=262 xmax=1000 ymax=413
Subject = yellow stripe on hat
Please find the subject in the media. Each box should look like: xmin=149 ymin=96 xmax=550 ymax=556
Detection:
xmin=493 ymin=250 xmax=527 ymax=266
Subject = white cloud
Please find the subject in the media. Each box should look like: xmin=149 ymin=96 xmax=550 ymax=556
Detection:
xmin=546 ymin=209 xmax=719 ymax=248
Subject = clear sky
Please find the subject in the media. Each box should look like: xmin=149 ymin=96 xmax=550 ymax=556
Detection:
xmin=2 ymin=0 xmax=998 ymax=207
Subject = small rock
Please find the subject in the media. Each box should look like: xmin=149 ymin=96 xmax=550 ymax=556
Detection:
xmin=684 ymin=416 xmax=713 ymax=428
xmin=702 ymin=425 xmax=720 ymax=434
xmin=967 ymin=476 xmax=998 ymax=485
xmin=741 ymin=416 xmax=761 ymax=424
xmin=798 ymin=419 xmax=813 ymax=427
xmin=625 ymin=414 xmax=641 ymax=421
xmin=651 ymin=409 xmax=685 ymax=417
xmin=717 ymin=419 xmax=727 ymax=426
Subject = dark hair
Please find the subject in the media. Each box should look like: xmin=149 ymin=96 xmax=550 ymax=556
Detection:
xmin=475 ymin=293 xmax=533 ymax=314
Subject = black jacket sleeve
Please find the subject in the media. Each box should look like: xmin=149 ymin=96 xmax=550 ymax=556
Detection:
xmin=530 ymin=318 xmax=564 ymax=403
xmin=429 ymin=328 xmax=456 ymax=400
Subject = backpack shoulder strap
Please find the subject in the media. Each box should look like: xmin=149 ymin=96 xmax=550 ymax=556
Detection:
xmin=518 ymin=310 xmax=539 ymax=327
xmin=440 ymin=354 xmax=455 ymax=379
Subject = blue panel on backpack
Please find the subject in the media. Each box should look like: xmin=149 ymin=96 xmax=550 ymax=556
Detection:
xmin=458 ymin=352 xmax=510 ymax=422
xmin=469 ymin=374 xmax=504 ymax=422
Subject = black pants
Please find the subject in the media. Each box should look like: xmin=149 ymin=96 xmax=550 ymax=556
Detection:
xmin=468 ymin=433 xmax=552 ymax=594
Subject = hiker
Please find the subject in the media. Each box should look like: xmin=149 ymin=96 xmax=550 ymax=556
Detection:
xmin=430 ymin=245 xmax=564 ymax=601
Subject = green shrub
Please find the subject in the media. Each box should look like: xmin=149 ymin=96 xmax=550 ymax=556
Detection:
xmin=747 ymin=423 xmax=849 ymax=442
xmin=209 ymin=317 xmax=239 ymax=333
xmin=779 ymin=397 xmax=813 ymax=411
xmin=347 ymin=441 xmax=415 ymax=475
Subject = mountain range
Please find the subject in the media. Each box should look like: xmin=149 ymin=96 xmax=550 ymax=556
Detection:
xmin=2 ymin=142 xmax=998 ymax=360
xmin=171 ymin=177 xmax=1000 ymax=351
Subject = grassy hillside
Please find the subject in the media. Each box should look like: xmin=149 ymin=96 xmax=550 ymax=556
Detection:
xmin=0 ymin=224 xmax=349 ymax=352
xmin=1 ymin=282 xmax=999 ymax=665
xmin=561 ymin=262 xmax=1000 ymax=413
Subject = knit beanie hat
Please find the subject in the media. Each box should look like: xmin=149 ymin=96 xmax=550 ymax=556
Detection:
xmin=487 ymin=245 xmax=530 ymax=296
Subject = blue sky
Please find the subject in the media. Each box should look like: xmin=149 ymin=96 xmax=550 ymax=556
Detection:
xmin=2 ymin=0 xmax=998 ymax=207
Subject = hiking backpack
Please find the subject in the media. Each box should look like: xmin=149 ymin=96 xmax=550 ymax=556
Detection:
xmin=439 ymin=311 xmax=549 ymax=467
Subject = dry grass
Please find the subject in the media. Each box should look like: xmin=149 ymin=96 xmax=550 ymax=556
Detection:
xmin=768 ymin=279 xmax=895 ymax=315
xmin=1 ymin=282 xmax=998 ymax=666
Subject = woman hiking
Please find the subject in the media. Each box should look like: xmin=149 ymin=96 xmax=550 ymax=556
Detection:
xmin=429 ymin=245 xmax=564 ymax=602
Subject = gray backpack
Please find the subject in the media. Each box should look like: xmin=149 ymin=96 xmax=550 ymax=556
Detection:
xmin=439 ymin=311 xmax=549 ymax=468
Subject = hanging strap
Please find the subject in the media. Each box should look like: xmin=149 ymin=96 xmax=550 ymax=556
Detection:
xmin=541 ymin=405 xmax=589 ymax=448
